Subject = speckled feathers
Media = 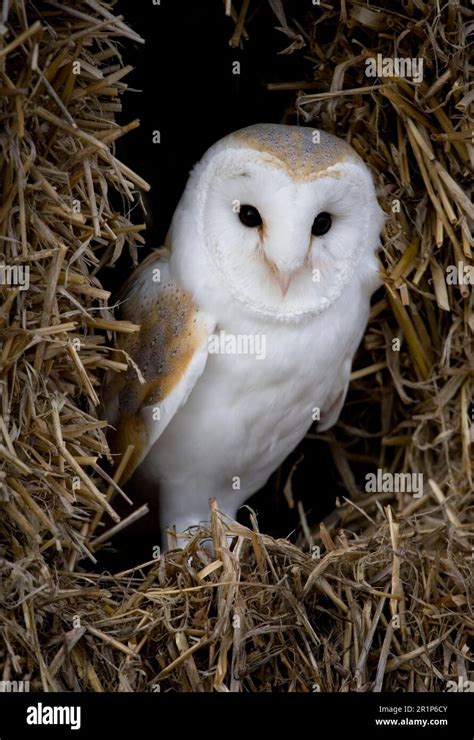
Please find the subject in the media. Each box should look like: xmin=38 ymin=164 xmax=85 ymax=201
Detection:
xmin=231 ymin=123 xmax=358 ymax=181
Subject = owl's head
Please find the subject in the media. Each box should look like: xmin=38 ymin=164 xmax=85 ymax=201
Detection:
xmin=170 ymin=124 xmax=385 ymax=323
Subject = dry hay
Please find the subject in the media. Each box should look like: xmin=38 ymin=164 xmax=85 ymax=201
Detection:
xmin=0 ymin=0 xmax=472 ymax=692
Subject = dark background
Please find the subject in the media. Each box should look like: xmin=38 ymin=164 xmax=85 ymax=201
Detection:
xmin=100 ymin=0 xmax=361 ymax=564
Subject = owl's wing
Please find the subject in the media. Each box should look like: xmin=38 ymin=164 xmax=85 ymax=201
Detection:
xmin=103 ymin=249 xmax=215 ymax=483
xmin=318 ymin=357 xmax=352 ymax=432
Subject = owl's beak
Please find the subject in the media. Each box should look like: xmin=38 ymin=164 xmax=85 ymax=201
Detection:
xmin=276 ymin=272 xmax=292 ymax=297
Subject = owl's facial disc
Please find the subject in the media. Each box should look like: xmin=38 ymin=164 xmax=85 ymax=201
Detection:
xmin=193 ymin=147 xmax=384 ymax=322
xmin=237 ymin=203 xmax=336 ymax=296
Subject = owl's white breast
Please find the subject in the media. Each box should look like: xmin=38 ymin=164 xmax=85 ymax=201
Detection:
xmin=140 ymin=275 xmax=370 ymax=527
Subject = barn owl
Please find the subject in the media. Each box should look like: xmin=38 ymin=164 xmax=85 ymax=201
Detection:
xmin=103 ymin=124 xmax=385 ymax=545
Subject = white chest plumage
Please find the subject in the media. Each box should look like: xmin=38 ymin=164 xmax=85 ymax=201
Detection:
xmin=140 ymin=278 xmax=369 ymax=534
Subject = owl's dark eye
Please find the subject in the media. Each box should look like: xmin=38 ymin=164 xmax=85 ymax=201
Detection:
xmin=238 ymin=204 xmax=262 ymax=228
xmin=311 ymin=211 xmax=332 ymax=236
